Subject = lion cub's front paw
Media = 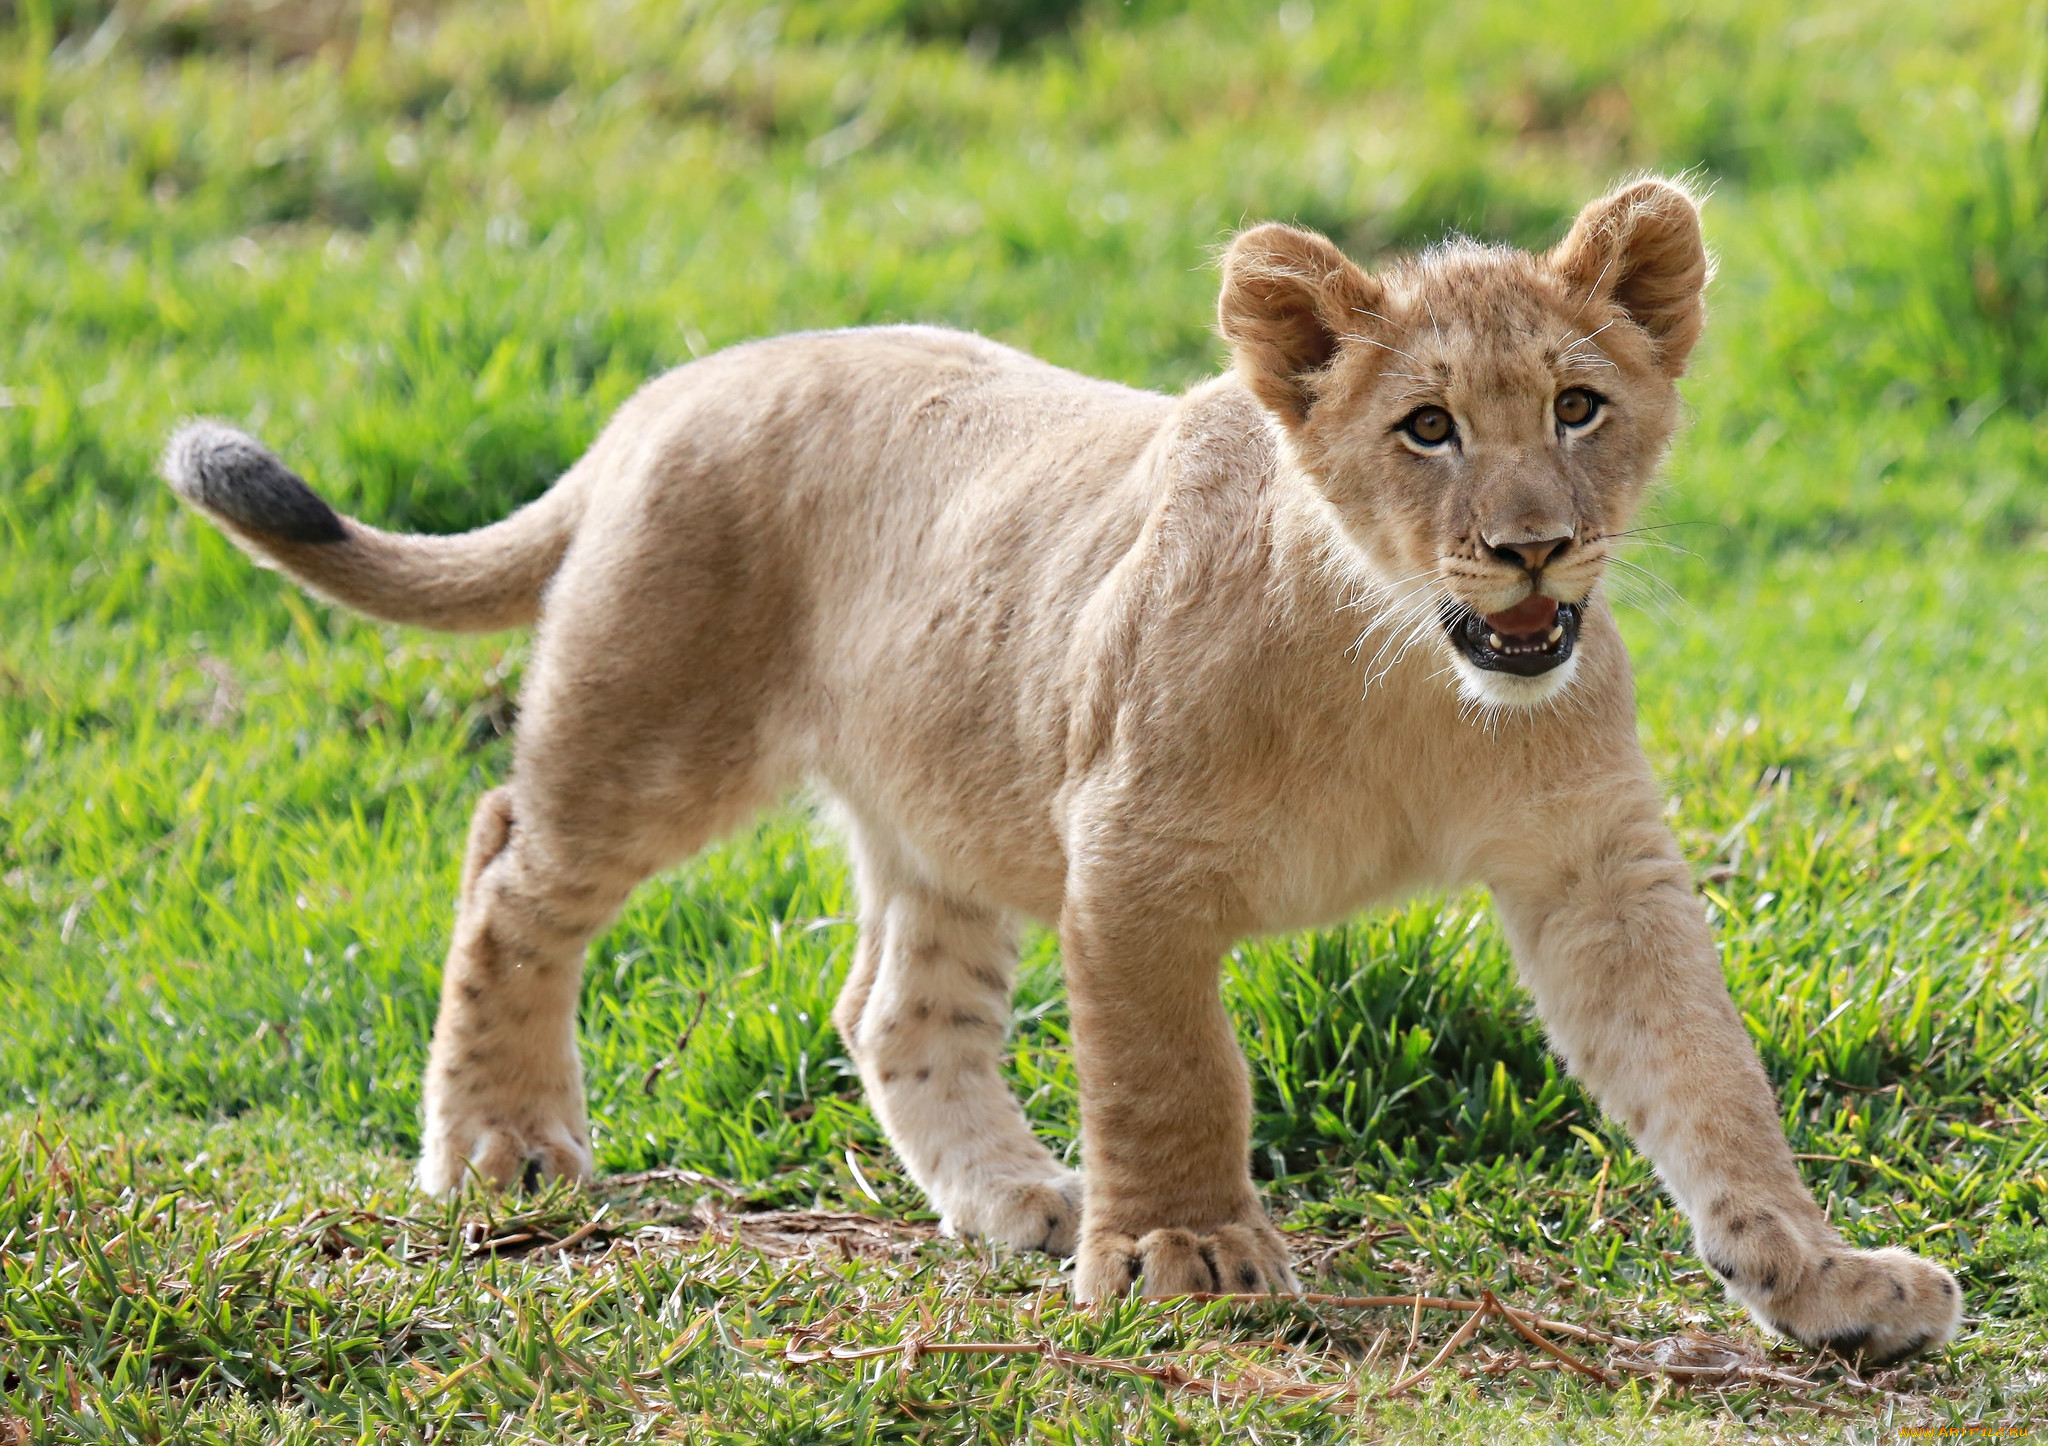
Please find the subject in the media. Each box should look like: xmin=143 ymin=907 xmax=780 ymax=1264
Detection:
xmin=1743 ymin=1246 xmax=1961 ymax=1366
xmin=417 ymin=1101 xmax=593 ymax=1197
xmin=1074 ymin=1219 xmax=1299 ymax=1301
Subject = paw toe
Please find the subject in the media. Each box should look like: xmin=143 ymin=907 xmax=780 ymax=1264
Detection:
xmin=1015 ymin=1173 xmax=1084 ymax=1257
xmin=1075 ymin=1230 xmax=1143 ymax=1301
xmin=1132 ymin=1228 xmax=1218 ymax=1296
xmin=418 ymin=1120 xmax=592 ymax=1197
xmin=945 ymin=1171 xmax=1085 ymax=1256
xmin=1760 ymin=1247 xmax=1961 ymax=1364
xmin=1074 ymin=1220 xmax=1299 ymax=1301
xmin=1210 ymin=1221 xmax=1300 ymax=1295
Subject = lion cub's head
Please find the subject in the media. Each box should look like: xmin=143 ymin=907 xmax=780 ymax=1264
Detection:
xmin=1218 ymin=177 xmax=1710 ymax=710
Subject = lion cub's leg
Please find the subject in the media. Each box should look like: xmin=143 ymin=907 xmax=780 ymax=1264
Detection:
xmin=419 ymin=765 xmax=739 ymax=1195
xmin=409 ymin=485 xmax=793 ymax=1196
xmin=418 ymin=702 xmax=765 ymax=1196
xmin=416 ymin=785 xmax=627 ymax=1194
xmin=1488 ymin=798 xmax=1962 ymax=1365
xmin=832 ymin=843 xmax=1080 ymax=1254
xmin=1060 ymin=896 xmax=1299 ymax=1301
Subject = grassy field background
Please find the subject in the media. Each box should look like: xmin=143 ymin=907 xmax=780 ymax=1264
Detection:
xmin=3 ymin=0 xmax=2046 ymax=1439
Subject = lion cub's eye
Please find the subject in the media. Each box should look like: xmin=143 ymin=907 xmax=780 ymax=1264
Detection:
xmin=1554 ymin=388 xmax=1602 ymax=429
xmin=1401 ymin=407 xmax=1455 ymax=447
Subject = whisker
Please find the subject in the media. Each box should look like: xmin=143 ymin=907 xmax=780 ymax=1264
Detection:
xmin=1337 ymin=331 xmax=1424 ymax=366
xmin=1357 ymin=586 xmax=1441 ymax=668
xmin=1335 ymin=565 xmax=1444 ymax=613
xmin=1600 ymin=573 xmax=1677 ymax=628
xmin=1601 ymin=561 xmax=1690 ymax=626
xmin=1379 ymin=612 xmax=1444 ymax=678
xmin=1353 ymin=579 xmax=1452 ymax=691
xmin=1589 ymin=522 xmax=1717 ymax=566
xmin=1578 ymin=256 xmax=1616 ymax=311
xmin=1558 ymin=322 xmax=1621 ymax=359
xmin=1588 ymin=521 xmax=1718 ymax=541
xmin=1603 ymin=551 xmax=1687 ymax=594
xmin=1356 ymin=598 xmax=1433 ymax=671
xmin=1559 ymin=317 xmax=1624 ymax=371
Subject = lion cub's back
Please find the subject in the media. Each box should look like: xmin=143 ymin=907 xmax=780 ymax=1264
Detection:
xmin=606 ymin=322 xmax=1164 ymax=520
xmin=567 ymin=325 xmax=1176 ymax=909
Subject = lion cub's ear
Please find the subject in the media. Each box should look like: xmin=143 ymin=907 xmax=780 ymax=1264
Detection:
xmin=1548 ymin=178 xmax=1712 ymax=378
xmin=1219 ymin=223 xmax=1382 ymax=426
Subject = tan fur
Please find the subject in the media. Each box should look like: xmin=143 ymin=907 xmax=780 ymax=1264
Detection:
xmin=163 ymin=178 xmax=1959 ymax=1363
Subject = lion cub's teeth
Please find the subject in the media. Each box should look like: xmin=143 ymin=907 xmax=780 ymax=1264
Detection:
xmin=1488 ymin=632 xmax=1505 ymax=650
xmin=1548 ymin=625 xmax=1564 ymax=643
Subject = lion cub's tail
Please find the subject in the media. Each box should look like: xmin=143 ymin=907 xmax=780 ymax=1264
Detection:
xmin=161 ymin=422 xmax=584 ymax=632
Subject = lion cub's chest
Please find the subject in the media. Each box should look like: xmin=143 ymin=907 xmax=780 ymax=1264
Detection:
xmin=1220 ymin=715 xmax=1477 ymax=933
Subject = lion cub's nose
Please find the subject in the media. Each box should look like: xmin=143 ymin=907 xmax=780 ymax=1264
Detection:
xmin=1486 ymin=535 xmax=1571 ymax=572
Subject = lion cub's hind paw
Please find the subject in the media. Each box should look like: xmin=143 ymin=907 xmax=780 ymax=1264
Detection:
xmin=1076 ymin=1221 xmax=1299 ymax=1301
xmin=1764 ymin=1247 xmax=1962 ymax=1367
xmin=416 ymin=1122 xmax=594 ymax=1199
xmin=944 ymin=1172 xmax=1085 ymax=1258
xmin=1012 ymin=1174 xmax=1086 ymax=1258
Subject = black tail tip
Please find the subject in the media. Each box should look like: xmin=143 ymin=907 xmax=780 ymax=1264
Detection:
xmin=161 ymin=421 xmax=347 ymax=545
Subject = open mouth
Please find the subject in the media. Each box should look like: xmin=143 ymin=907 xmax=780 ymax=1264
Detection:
xmin=1443 ymin=593 xmax=1581 ymax=677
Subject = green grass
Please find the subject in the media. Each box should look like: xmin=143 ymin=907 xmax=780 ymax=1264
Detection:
xmin=3 ymin=0 xmax=2046 ymax=1439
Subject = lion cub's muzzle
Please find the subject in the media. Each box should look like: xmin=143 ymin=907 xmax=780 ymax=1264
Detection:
xmin=1443 ymin=592 xmax=1582 ymax=677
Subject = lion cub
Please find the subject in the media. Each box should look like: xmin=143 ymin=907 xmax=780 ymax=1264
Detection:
xmin=165 ymin=177 xmax=1959 ymax=1362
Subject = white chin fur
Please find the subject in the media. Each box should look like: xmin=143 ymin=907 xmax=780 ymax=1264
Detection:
xmin=1451 ymin=649 xmax=1582 ymax=710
